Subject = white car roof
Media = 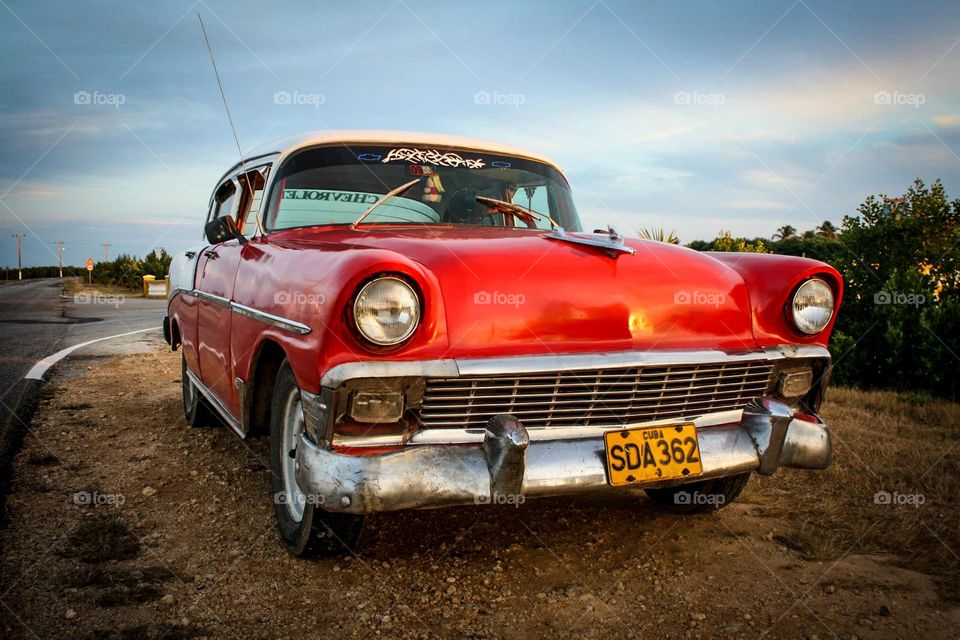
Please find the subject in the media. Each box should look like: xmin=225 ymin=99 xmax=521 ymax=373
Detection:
xmin=239 ymin=130 xmax=566 ymax=178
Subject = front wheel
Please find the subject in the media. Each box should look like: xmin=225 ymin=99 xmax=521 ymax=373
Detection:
xmin=644 ymin=473 xmax=750 ymax=513
xmin=269 ymin=360 xmax=364 ymax=556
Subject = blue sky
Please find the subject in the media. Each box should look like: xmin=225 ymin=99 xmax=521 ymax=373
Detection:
xmin=1 ymin=0 xmax=959 ymax=268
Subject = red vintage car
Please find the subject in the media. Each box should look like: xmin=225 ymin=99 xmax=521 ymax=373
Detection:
xmin=165 ymin=131 xmax=841 ymax=556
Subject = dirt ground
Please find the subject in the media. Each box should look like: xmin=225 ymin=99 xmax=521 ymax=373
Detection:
xmin=1 ymin=347 xmax=959 ymax=639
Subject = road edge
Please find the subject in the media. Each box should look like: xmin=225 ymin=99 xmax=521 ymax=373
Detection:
xmin=0 ymin=378 xmax=42 ymax=527
xmin=1 ymin=313 xmax=160 ymax=528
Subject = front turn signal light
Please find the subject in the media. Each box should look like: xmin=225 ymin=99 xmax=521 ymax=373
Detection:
xmin=779 ymin=368 xmax=814 ymax=398
xmin=349 ymin=391 xmax=404 ymax=423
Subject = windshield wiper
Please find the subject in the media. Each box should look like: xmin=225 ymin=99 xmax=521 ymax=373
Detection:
xmin=350 ymin=177 xmax=421 ymax=228
xmin=475 ymin=195 xmax=562 ymax=229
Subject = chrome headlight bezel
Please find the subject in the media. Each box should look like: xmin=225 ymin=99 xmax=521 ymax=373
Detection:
xmin=790 ymin=278 xmax=835 ymax=335
xmin=352 ymin=276 xmax=421 ymax=346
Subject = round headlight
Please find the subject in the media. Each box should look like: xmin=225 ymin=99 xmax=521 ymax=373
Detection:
xmin=353 ymin=277 xmax=420 ymax=345
xmin=791 ymin=279 xmax=834 ymax=335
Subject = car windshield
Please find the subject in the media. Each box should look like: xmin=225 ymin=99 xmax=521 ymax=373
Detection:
xmin=266 ymin=144 xmax=582 ymax=231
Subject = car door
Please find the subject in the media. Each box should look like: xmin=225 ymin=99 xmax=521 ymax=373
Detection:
xmin=195 ymin=167 xmax=270 ymax=424
xmin=195 ymin=177 xmax=246 ymax=417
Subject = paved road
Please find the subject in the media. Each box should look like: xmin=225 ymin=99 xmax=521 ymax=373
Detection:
xmin=0 ymin=278 xmax=166 ymax=509
xmin=0 ymin=278 xmax=165 ymax=395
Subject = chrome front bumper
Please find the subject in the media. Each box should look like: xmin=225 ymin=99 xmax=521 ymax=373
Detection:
xmin=295 ymin=397 xmax=831 ymax=514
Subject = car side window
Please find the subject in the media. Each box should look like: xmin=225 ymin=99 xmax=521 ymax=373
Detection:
xmin=213 ymin=180 xmax=240 ymax=221
xmin=238 ymin=167 xmax=270 ymax=233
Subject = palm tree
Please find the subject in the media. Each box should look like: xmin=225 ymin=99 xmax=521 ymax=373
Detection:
xmin=636 ymin=228 xmax=680 ymax=244
xmin=816 ymin=220 xmax=838 ymax=238
xmin=773 ymin=225 xmax=797 ymax=241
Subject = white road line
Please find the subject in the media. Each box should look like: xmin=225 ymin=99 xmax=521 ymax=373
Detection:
xmin=25 ymin=328 xmax=157 ymax=381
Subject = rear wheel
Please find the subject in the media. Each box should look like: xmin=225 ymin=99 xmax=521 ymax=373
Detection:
xmin=181 ymin=352 xmax=217 ymax=428
xmin=269 ymin=360 xmax=364 ymax=557
xmin=644 ymin=473 xmax=750 ymax=513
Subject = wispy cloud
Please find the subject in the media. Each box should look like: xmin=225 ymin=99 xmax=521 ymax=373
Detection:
xmin=1 ymin=0 xmax=959 ymax=264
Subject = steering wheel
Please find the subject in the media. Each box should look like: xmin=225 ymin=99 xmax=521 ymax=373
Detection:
xmin=445 ymin=189 xmax=538 ymax=228
xmin=445 ymin=188 xmax=483 ymax=224
xmin=472 ymin=198 xmax=539 ymax=229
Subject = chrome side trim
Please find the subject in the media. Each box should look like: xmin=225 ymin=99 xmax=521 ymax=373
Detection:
xmin=184 ymin=368 xmax=245 ymax=438
xmin=320 ymin=345 xmax=831 ymax=387
xmin=194 ymin=289 xmax=231 ymax=308
xmin=230 ymin=301 xmax=311 ymax=335
xmin=180 ymin=288 xmax=311 ymax=335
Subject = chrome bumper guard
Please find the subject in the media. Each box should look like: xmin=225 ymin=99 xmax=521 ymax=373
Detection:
xmin=295 ymin=396 xmax=831 ymax=514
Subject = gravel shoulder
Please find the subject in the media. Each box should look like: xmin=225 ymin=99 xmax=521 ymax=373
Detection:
xmin=1 ymin=347 xmax=959 ymax=639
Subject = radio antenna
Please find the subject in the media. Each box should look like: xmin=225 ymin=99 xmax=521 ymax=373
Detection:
xmin=198 ymin=13 xmax=264 ymax=235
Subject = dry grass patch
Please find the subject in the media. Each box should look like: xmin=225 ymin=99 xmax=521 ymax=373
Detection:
xmin=61 ymin=276 xmax=141 ymax=298
xmin=750 ymin=386 xmax=960 ymax=599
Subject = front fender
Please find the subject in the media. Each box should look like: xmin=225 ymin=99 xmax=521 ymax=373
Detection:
xmin=707 ymin=252 xmax=843 ymax=348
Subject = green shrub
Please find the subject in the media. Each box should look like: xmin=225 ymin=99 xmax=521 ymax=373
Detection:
xmin=690 ymin=179 xmax=960 ymax=399
xmin=87 ymin=249 xmax=171 ymax=291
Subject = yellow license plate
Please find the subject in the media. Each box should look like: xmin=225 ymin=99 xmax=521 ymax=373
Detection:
xmin=604 ymin=423 xmax=704 ymax=486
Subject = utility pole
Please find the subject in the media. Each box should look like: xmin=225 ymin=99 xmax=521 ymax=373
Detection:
xmin=11 ymin=234 xmax=23 ymax=280
xmin=56 ymin=241 xmax=64 ymax=278
xmin=102 ymin=243 xmax=111 ymax=262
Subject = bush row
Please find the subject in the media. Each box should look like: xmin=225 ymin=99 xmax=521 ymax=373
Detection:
xmin=2 ymin=249 xmax=172 ymax=292
xmin=694 ymin=179 xmax=959 ymax=399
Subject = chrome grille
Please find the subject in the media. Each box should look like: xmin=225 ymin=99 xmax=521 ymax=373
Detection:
xmin=418 ymin=360 xmax=776 ymax=429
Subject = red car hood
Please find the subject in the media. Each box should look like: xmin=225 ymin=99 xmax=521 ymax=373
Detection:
xmin=280 ymin=227 xmax=759 ymax=356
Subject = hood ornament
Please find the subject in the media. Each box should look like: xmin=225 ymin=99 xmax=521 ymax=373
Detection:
xmin=544 ymin=225 xmax=637 ymax=258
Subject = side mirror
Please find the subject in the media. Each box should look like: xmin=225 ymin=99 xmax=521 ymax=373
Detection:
xmin=204 ymin=216 xmax=248 ymax=245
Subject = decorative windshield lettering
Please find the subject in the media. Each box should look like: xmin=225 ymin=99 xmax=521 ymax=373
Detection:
xmin=381 ymin=148 xmax=485 ymax=169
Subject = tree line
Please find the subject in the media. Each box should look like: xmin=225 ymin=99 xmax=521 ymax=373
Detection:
xmin=681 ymin=178 xmax=959 ymax=399
xmin=2 ymin=249 xmax=173 ymax=292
